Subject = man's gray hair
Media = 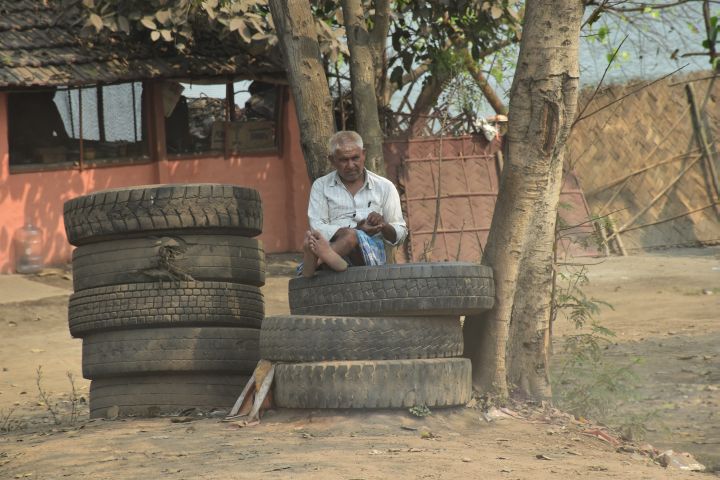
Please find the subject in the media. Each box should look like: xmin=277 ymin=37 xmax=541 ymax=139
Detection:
xmin=328 ymin=130 xmax=363 ymax=155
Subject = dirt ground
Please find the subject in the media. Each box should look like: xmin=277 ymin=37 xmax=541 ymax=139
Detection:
xmin=0 ymin=248 xmax=718 ymax=479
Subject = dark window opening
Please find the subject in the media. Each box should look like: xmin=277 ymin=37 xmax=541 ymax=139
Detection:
xmin=8 ymin=82 xmax=148 ymax=170
xmin=164 ymin=80 xmax=279 ymax=156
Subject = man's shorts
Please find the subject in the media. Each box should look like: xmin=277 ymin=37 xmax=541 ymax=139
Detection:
xmin=296 ymin=230 xmax=386 ymax=276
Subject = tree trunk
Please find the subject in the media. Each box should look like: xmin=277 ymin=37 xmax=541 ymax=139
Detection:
xmin=506 ymin=155 xmax=567 ymax=401
xmin=370 ymin=0 xmax=390 ymax=105
xmin=268 ymin=0 xmax=335 ymax=180
xmin=464 ymin=0 xmax=583 ymax=396
xmin=407 ymin=71 xmax=452 ymax=137
xmin=341 ymin=0 xmax=386 ymax=175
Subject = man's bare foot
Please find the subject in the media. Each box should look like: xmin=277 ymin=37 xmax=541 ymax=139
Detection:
xmin=311 ymin=232 xmax=348 ymax=272
xmin=302 ymin=230 xmax=319 ymax=277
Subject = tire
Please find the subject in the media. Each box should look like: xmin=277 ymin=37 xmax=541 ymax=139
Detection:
xmin=260 ymin=315 xmax=462 ymax=361
xmin=82 ymin=327 xmax=260 ymax=379
xmin=274 ymin=358 xmax=471 ymax=409
xmin=63 ymin=184 xmax=262 ymax=246
xmin=289 ymin=263 xmax=494 ymax=316
xmin=68 ymin=281 xmax=264 ymax=338
xmin=89 ymin=374 xmax=249 ymax=418
xmin=72 ymin=235 xmax=266 ymax=291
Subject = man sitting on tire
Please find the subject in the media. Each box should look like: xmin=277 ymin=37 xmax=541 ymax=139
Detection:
xmin=301 ymin=130 xmax=407 ymax=277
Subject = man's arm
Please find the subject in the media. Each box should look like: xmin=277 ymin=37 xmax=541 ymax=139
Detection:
xmin=364 ymin=180 xmax=407 ymax=245
xmin=381 ymin=182 xmax=407 ymax=245
xmin=307 ymin=181 xmax=341 ymax=241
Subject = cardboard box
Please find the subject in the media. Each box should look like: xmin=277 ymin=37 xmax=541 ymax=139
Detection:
xmin=211 ymin=120 xmax=277 ymax=152
xmin=34 ymin=146 xmax=67 ymax=164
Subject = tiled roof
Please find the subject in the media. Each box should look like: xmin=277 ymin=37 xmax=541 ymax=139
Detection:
xmin=0 ymin=0 xmax=285 ymax=88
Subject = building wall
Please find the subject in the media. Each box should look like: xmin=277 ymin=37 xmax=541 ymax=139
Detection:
xmin=0 ymin=91 xmax=310 ymax=273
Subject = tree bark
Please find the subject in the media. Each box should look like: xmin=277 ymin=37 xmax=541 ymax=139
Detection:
xmin=506 ymin=156 xmax=567 ymax=401
xmin=341 ymin=0 xmax=387 ymax=175
xmin=464 ymin=0 xmax=583 ymax=396
xmin=407 ymin=71 xmax=453 ymax=137
xmin=369 ymin=0 xmax=390 ymax=100
xmin=269 ymin=0 xmax=335 ymax=180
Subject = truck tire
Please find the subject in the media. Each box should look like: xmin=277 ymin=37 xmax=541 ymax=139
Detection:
xmin=63 ymin=184 xmax=262 ymax=245
xmin=72 ymin=235 xmax=265 ymax=291
xmin=260 ymin=315 xmax=462 ymax=361
xmin=82 ymin=327 xmax=260 ymax=379
xmin=89 ymin=374 xmax=249 ymax=418
xmin=274 ymin=358 xmax=471 ymax=408
xmin=69 ymin=281 xmax=264 ymax=338
xmin=289 ymin=263 xmax=494 ymax=316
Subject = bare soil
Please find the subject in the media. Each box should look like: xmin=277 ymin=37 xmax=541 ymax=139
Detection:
xmin=0 ymin=249 xmax=718 ymax=479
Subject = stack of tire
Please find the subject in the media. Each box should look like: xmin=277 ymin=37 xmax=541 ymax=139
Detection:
xmin=260 ymin=263 xmax=494 ymax=409
xmin=63 ymin=184 xmax=265 ymax=418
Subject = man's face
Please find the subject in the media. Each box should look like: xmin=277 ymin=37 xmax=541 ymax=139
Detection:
xmin=330 ymin=142 xmax=365 ymax=183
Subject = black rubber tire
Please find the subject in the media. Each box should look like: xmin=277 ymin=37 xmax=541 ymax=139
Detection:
xmin=260 ymin=315 xmax=462 ymax=361
xmin=289 ymin=263 xmax=494 ymax=316
xmin=274 ymin=358 xmax=471 ymax=409
xmin=72 ymin=235 xmax=266 ymax=291
xmin=82 ymin=327 xmax=260 ymax=379
xmin=68 ymin=281 xmax=264 ymax=338
xmin=63 ymin=184 xmax=262 ymax=246
xmin=89 ymin=374 xmax=249 ymax=418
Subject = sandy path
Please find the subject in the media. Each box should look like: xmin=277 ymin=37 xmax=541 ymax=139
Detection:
xmin=0 ymin=248 xmax=718 ymax=478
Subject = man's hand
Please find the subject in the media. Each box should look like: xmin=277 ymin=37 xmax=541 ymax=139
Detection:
xmin=356 ymin=219 xmax=382 ymax=235
xmin=362 ymin=212 xmax=398 ymax=243
xmin=366 ymin=211 xmax=385 ymax=227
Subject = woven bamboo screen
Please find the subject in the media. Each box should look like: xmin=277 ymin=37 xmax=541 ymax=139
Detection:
xmin=568 ymin=70 xmax=720 ymax=252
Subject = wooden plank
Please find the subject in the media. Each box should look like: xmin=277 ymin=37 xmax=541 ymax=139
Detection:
xmin=227 ymin=370 xmax=257 ymax=417
xmin=686 ymin=83 xmax=720 ymax=217
xmin=247 ymin=364 xmax=275 ymax=421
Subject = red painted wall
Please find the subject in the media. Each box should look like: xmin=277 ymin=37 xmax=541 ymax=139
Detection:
xmin=0 ymin=92 xmax=311 ymax=273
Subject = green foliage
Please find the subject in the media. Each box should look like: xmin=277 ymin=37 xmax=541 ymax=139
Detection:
xmin=553 ymin=265 xmax=613 ymax=329
xmin=409 ymin=405 xmax=432 ymax=417
xmin=81 ymin=0 xmax=275 ymax=52
xmin=550 ymin=257 xmax=646 ymax=438
xmin=706 ymin=14 xmax=719 ymax=68
xmin=390 ymin=0 xmax=520 ymax=82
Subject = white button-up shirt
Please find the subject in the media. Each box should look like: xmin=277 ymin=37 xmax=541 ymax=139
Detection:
xmin=308 ymin=169 xmax=408 ymax=246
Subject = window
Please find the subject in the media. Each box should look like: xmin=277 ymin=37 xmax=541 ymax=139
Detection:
xmin=8 ymin=82 xmax=148 ymax=170
xmin=164 ymin=80 xmax=280 ymax=157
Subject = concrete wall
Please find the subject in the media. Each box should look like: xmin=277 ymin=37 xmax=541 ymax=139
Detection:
xmin=0 ymin=89 xmax=310 ymax=273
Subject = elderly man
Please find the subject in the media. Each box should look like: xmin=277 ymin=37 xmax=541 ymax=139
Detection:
xmin=302 ymin=130 xmax=407 ymax=277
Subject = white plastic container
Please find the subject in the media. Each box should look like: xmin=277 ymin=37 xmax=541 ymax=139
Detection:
xmin=14 ymin=223 xmax=43 ymax=274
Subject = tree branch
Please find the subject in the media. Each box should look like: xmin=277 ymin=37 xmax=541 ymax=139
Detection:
xmin=574 ymin=65 xmax=687 ymax=125
xmin=466 ymin=60 xmax=508 ymax=115
xmin=572 ymin=35 xmax=628 ymax=128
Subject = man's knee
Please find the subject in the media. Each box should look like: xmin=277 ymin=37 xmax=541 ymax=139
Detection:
xmin=333 ymin=227 xmax=359 ymax=248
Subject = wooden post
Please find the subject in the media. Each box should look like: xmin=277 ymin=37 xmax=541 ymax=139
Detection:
xmin=595 ymin=220 xmax=611 ymax=257
xmin=607 ymin=216 xmax=627 ymax=256
xmin=685 ymin=83 xmax=720 ymax=217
